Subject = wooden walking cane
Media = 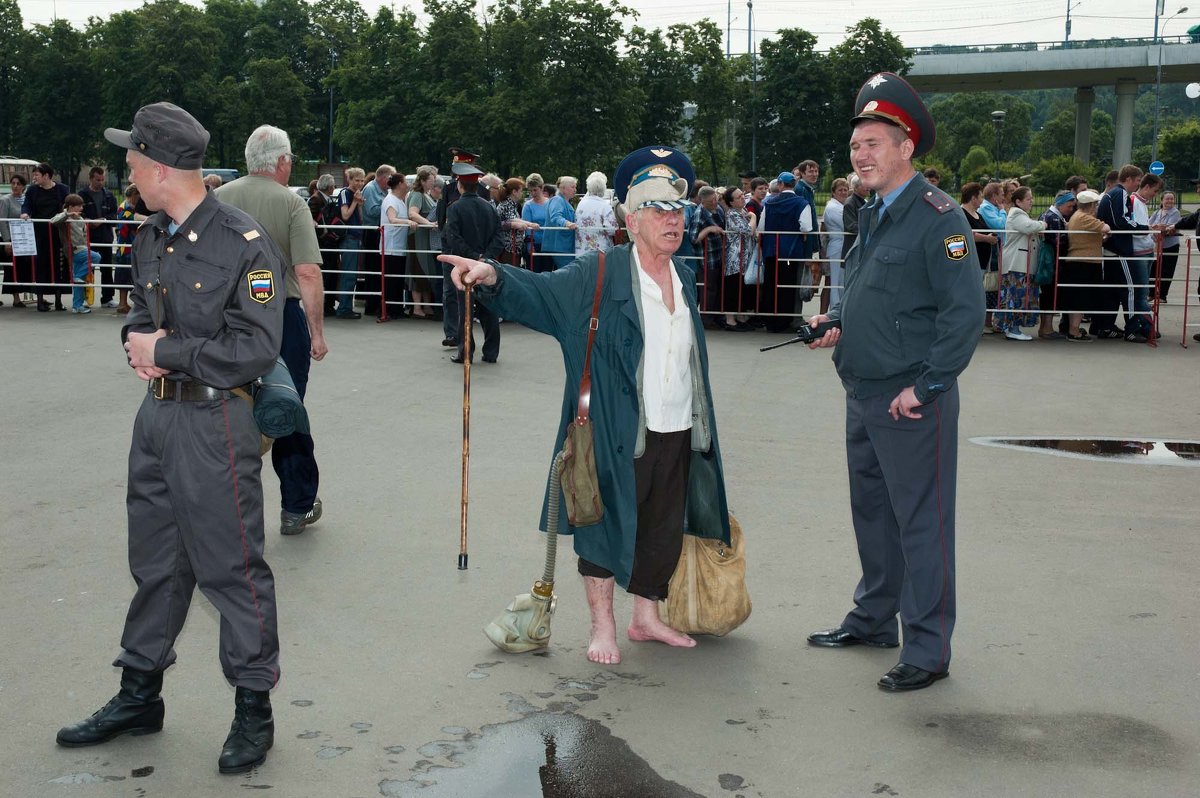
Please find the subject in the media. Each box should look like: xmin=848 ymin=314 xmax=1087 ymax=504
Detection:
xmin=459 ymin=282 xmax=474 ymax=570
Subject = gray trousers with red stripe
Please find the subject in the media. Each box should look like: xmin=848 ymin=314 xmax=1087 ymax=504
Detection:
xmin=840 ymin=384 xmax=958 ymax=673
xmin=114 ymin=392 xmax=279 ymax=692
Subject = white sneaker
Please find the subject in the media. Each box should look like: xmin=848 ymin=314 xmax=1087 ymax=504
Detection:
xmin=102 ymin=300 xmax=118 ymax=308
xmin=71 ymin=307 xmax=92 ymax=314
xmin=1004 ymin=331 xmax=1032 ymax=341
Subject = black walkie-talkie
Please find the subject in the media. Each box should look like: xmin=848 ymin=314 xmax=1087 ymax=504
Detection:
xmin=759 ymin=319 xmax=842 ymax=352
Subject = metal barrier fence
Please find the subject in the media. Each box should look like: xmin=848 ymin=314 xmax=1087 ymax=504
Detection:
xmin=2 ymin=218 xmax=1198 ymax=346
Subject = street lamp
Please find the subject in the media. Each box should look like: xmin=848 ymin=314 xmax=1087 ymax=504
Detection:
xmin=1152 ymin=6 xmax=1188 ymax=164
xmin=991 ymin=110 xmax=1006 ymax=180
xmin=748 ymin=0 xmax=756 ymax=171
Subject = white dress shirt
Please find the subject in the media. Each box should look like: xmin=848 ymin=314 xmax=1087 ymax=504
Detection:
xmin=634 ymin=247 xmax=694 ymax=433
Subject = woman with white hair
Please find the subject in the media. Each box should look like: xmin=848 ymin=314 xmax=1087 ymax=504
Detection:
xmin=574 ymin=171 xmax=618 ymax=254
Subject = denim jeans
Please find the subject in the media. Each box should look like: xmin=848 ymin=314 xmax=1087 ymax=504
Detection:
xmin=72 ymin=249 xmax=100 ymax=309
xmin=337 ymin=237 xmax=361 ymax=314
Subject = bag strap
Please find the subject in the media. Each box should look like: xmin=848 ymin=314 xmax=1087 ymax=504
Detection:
xmin=575 ymin=251 xmax=606 ymax=424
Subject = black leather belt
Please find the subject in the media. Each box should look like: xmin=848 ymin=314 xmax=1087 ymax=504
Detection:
xmin=149 ymin=377 xmax=251 ymax=402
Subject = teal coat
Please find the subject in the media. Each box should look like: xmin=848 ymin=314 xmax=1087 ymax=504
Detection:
xmin=476 ymin=244 xmax=731 ymax=590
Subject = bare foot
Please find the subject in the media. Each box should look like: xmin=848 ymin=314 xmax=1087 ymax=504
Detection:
xmin=587 ymin=620 xmax=621 ymax=664
xmin=583 ymin=575 xmax=621 ymax=665
xmin=627 ymin=596 xmax=696 ymax=648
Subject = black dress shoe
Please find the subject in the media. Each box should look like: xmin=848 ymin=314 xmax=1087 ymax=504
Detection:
xmin=442 ymin=337 xmax=459 ymax=348
xmin=336 ymin=310 xmax=362 ymax=320
xmin=877 ymin=663 xmax=948 ymax=692
xmin=482 ymin=355 xmax=497 ymax=363
xmin=807 ymin=626 xmax=898 ymax=648
xmin=450 ymin=355 xmax=474 ymax=364
xmin=218 ymin=687 xmax=274 ymax=774
xmin=57 ymin=668 xmax=164 ymax=747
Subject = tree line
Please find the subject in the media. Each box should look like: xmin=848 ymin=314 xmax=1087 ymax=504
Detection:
xmin=1 ymin=0 xmax=1194 ymax=193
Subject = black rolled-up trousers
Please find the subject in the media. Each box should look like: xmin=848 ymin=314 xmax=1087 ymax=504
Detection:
xmin=578 ymin=429 xmax=691 ymax=600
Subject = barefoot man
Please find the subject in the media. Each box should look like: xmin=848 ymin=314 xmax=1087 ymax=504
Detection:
xmin=441 ymin=145 xmax=731 ymax=664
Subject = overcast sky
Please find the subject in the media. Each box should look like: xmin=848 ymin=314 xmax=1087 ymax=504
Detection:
xmin=20 ymin=0 xmax=1194 ymax=51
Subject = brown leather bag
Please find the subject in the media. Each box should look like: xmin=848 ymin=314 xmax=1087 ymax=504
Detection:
xmin=560 ymin=252 xmax=606 ymax=527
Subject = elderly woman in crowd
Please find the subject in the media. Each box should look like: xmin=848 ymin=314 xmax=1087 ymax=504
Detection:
xmin=407 ymin=165 xmax=440 ymax=319
xmin=1036 ymin=190 xmax=1076 ymax=340
xmin=1149 ymin=191 xmax=1182 ymax=302
xmin=497 ymin=177 xmax=538 ymax=265
xmin=521 ymin=173 xmax=550 ymax=272
xmin=996 ymin=186 xmax=1046 ymax=341
xmin=822 ymin=177 xmax=850 ymax=310
xmin=2 ymin=174 xmax=27 ymax=307
xmin=20 ymin=163 xmax=70 ymax=311
xmin=574 ymin=171 xmax=619 ymax=255
xmin=439 ymin=145 xmax=730 ymax=667
xmin=721 ymin=185 xmax=756 ymax=331
xmin=379 ymin=172 xmax=414 ymax=321
xmin=1061 ymin=189 xmax=1111 ymax=341
xmin=543 ymin=175 xmax=578 ymax=269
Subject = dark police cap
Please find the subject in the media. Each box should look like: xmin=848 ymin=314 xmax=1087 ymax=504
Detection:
xmin=613 ymin=145 xmax=696 ymax=211
xmin=851 ymin=72 xmax=935 ymax=158
xmin=104 ymin=102 xmax=210 ymax=170
xmin=451 ymin=161 xmax=485 ymax=178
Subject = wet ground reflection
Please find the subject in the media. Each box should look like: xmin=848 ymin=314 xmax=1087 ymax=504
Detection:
xmin=380 ymin=711 xmax=704 ymax=798
xmin=970 ymin=437 xmax=1200 ymax=467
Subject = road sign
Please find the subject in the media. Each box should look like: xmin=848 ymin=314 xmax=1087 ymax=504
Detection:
xmin=1149 ymin=161 xmax=1165 ymax=175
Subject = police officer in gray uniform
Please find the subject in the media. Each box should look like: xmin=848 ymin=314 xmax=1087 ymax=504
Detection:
xmin=56 ymin=103 xmax=286 ymax=773
xmin=806 ymin=74 xmax=984 ymax=692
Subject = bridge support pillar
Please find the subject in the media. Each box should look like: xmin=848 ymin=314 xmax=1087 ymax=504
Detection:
xmin=1113 ymin=79 xmax=1138 ymax=167
xmin=1074 ymin=87 xmax=1095 ymax=164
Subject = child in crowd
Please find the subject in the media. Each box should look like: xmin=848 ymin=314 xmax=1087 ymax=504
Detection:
xmin=50 ymin=194 xmax=101 ymax=314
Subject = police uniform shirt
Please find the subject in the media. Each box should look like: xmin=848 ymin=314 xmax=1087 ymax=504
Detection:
xmin=122 ymin=191 xmax=285 ymax=389
xmin=445 ymin=191 xmax=503 ymax=261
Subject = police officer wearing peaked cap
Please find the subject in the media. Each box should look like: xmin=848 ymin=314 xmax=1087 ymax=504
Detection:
xmin=56 ymin=102 xmax=286 ymax=774
xmin=806 ymin=73 xmax=985 ymax=692
xmin=436 ymin=147 xmax=488 ymax=346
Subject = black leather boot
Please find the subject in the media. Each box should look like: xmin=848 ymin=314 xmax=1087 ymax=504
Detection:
xmin=56 ymin=668 xmax=164 ymax=747
xmin=218 ymin=687 xmax=274 ymax=774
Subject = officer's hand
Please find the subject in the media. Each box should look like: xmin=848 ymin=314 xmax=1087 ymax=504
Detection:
xmin=806 ymin=313 xmax=840 ymax=350
xmin=440 ymin=255 xmax=497 ymax=290
xmin=310 ymin=333 xmax=329 ymax=362
xmin=134 ymin=365 xmax=170 ymax=381
xmin=125 ymin=329 xmax=167 ymax=370
xmin=888 ymin=386 xmax=923 ymax=420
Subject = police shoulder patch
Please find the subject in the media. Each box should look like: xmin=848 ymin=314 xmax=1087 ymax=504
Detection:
xmin=944 ymin=234 xmax=968 ymax=261
xmin=247 ymin=269 xmax=275 ymax=304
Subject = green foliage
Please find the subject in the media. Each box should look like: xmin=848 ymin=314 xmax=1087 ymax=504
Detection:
xmin=1029 ymin=155 xmax=1092 ymax=194
xmin=0 ymin=0 xmax=24 ymax=153
xmin=927 ymin=93 xmax=1035 ymax=179
xmin=958 ymin=146 xmax=993 ymax=185
xmin=1159 ymin=119 xmax=1200 ymax=181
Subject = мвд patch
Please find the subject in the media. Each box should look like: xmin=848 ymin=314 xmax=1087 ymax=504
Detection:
xmin=247 ymin=269 xmax=275 ymax=304
xmin=944 ymin=235 xmax=968 ymax=261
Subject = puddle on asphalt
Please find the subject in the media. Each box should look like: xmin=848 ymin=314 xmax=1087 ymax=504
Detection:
xmin=379 ymin=711 xmax=704 ymax=797
xmin=971 ymin=437 xmax=1200 ymax=467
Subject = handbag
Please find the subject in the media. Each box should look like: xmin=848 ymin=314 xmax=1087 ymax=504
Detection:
xmin=982 ymin=268 xmax=999 ymax=293
xmin=660 ymin=513 xmax=751 ymax=636
xmin=797 ymin=260 xmax=815 ymax=301
xmin=559 ymin=252 xmax=606 ymax=527
xmin=1034 ymin=242 xmax=1056 ymax=285
xmin=743 ymin=240 xmax=763 ymax=285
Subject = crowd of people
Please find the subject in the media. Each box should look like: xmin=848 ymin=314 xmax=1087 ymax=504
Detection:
xmin=3 ymin=156 xmax=1199 ymax=345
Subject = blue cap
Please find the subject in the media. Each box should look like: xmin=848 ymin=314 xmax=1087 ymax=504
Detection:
xmin=777 ymin=171 xmax=796 ymax=185
xmin=614 ymin=145 xmax=696 ymax=209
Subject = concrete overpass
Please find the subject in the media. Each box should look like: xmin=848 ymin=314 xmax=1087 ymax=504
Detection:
xmin=907 ymin=41 xmax=1200 ymax=166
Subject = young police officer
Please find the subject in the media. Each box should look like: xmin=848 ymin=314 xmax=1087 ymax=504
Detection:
xmin=56 ymin=102 xmax=286 ymax=773
xmin=806 ymin=74 xmax=984 ymax=692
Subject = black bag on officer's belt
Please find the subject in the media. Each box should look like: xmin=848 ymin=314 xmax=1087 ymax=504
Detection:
xmin=251 ymin=357 xmax=309 ymax=439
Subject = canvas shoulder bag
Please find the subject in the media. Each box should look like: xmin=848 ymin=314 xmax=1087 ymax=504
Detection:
xmin=560 ymin=252 xmax=606 ymax=527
